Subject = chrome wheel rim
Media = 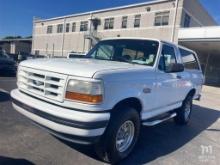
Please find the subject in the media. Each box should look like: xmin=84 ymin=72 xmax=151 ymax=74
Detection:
xmin=184 ymin=100 xmax=191 ymax=120
xmin=116 ymin=120 xmax=135 ymax=153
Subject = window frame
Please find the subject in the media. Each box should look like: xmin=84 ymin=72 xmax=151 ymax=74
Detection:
xmin=179 ymin=47 xmax=200 ymax=70
xmin=57 ymin=24 xmax=63 ymax=33
xmin=47 ymin=25 xmax=53 ymax=34
xmin=86 ymin=39 xmax=160 ymax=67
xmin=80 ymin=21 xmax=88 ymax=31
xmin=65 ymin=23 xmax=70 ymax=33
xmin=104 ymin=18 xmax=114 ymax=30
xmin=72 ymin=22 xmax=76 ymax=32
xmin=158 ymin=43 xmax=178 ymax=73
xmin=154 ymin=11 xmax=170 ymax=26
xmin=134 ymin=15 xmax=141 ymax=28
xmin=121 ymin=16 xmax=128 ymax=29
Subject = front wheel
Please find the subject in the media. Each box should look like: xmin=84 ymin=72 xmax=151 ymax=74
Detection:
xmin=95 ymin=106 xmax=140 ymax=164
xmin=174 ymin=94 xmax=193 ymax=125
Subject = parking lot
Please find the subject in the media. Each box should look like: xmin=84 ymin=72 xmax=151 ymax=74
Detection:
xmin=0 ymin=75 xmax=219 ymax=165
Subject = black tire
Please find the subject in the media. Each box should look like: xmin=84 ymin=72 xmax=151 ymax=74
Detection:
xmin=174 ymin=94 xmax=193 ymax=125
xmin=95 ymin=106 xmax=140 ymax=164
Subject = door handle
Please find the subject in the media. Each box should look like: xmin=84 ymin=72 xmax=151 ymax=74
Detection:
xmin=176 ymin=75 xmax=182 ymax=79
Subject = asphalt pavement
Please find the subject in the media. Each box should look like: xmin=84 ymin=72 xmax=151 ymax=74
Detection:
xmin=0 ymin=75 xmax=219 ymax=165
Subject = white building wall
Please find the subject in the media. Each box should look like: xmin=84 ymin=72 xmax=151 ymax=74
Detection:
xmin=32 ymin=0 xmax=216 ymax=57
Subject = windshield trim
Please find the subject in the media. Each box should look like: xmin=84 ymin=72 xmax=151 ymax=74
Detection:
xmin=86 ymin=39 xmax=160 ymax=67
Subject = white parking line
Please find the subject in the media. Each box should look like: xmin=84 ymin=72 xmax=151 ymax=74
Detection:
xmin=0 ymin=89 xmax=10 ymax=94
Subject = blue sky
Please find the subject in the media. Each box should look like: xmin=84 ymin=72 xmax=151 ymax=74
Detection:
xmin=0 ymin=0 xmax=219 ymax=38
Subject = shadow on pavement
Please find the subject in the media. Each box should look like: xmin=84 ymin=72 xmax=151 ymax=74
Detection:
xmin=0 ymin=92 xmax=11 ymax=102
xmin=58 ymin=139 xmax=100 ymax=161
xmin=0 ymin=156 xmax=34 ymax=165
xmin=59 ymin=105 xmax=220 ymax=164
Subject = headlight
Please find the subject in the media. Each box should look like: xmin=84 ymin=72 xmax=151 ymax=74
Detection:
xmin=65 ymin=79 xmax=103 ymax=104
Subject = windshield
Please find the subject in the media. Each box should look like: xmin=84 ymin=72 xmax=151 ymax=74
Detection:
xmin=86 ymin=39 xmax=159 ymax=66
xmin=0 ymin=50 xmax=10 ymax=59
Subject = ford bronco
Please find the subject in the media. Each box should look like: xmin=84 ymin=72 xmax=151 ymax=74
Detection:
xmin=11 ymin=38 xmax=204 ymax=163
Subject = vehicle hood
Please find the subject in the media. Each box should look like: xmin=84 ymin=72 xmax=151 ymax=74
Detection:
xmin=20 ymin=58 xmax=144 ymax=78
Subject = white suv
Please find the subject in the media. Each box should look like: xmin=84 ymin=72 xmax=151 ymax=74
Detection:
xmin=11 ymin=38 xmax=204 ymax=164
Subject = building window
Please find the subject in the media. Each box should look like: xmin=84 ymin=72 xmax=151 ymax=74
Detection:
xmin=121 ymin=16 xmax=128 ymax=29
xmin=104 ymin=18 xmax=114 ymax=30
xmin=72 ymin=22 xmax=76 ymax=32
xmin=184 ymin=13 xmax=191 ymax=27
xmin=80 ymin=21 xmax=88 ymax=31
xmin=154 ymin=11 xmax=170 ymax=26
xmin=134 ymin=15 xmax=141 ymax=28
xmin=65 ymin=23 xmax=70 ymax=32
xmin=47 ymin=25 xmax=53 ymax=34
xmin=57 ymin=24 xmax=63 ymax=33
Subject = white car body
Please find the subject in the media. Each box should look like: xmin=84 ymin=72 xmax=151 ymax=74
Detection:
xmin=11 ymin=38 xmax=204 ymax=145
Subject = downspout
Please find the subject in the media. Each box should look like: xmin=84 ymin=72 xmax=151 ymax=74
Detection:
xmin=32 ymin=17 xmax=36 ymax=55
xmin=61 ymin=17 xmax=66 ymax=57
xmin=88 ymin=12 xmax=93 ymax=50
xmin=171 ymin=0 xmax=179 ymax=42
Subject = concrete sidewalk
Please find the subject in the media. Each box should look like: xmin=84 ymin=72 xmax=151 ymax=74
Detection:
xmin=194 ymin=85 xmax=220 ymax=109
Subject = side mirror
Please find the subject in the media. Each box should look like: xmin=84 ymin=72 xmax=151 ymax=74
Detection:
xmin=167 ymin=63 xmax=184 ymax=73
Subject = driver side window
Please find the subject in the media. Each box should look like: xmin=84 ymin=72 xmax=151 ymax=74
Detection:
xmin=158 ymin=44 xmax=177 ymax=72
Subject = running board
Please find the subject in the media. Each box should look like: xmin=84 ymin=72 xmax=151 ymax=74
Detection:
xmin=142 ymin=113 xmax=177 ymax=126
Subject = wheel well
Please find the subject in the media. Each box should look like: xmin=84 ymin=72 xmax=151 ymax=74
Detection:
xmin=188 ymin=89 xmax=196 ymax=97
xmin=113 ymin=97 xmax=142 ymax=114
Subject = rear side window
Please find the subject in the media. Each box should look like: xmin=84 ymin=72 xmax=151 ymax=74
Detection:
xmin=179 ymin=48 xmax=199 ymax=70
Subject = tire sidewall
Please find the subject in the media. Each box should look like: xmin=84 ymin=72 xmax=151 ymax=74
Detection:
xmin=105 ymin=106 xmax=140 ymax=163
xmin=183 ymin=96 xmax=193 ymax=121
xmin=175 ymin=94 xmax=193 ymax=125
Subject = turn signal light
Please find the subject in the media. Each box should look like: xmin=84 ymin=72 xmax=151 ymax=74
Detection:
xmin=65 ymin=91 xmax=103 ymax=104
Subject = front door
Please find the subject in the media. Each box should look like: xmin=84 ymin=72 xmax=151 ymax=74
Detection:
xmin=155 ymin=44 xmax=180 ymax=110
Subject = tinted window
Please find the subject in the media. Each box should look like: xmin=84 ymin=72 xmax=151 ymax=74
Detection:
xmin=87 ymin=40 xmax=159 ymax=66
xmin=159 ymin=44 xmax=177 ymax=72
xmin=179 ymin=48 xmax=199 ymax=70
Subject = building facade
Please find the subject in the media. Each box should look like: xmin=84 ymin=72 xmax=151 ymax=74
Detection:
xmin=32 ymin=0 xmax=216 ymax=57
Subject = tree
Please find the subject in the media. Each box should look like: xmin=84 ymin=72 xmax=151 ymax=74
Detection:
xmin=3 ymin=36 xmax=22 ymax=39
xmin=25 ymin=36 xmax=32 ymax=39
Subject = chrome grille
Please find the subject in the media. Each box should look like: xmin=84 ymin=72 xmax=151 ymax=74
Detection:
xmin=17 ymin=66 xmax=67 ymax=102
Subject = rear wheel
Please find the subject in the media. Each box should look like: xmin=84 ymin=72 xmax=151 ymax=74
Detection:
xmin=95 ymin=106 xmax=140 ymax=164
xmin=174 ymin=94 xmax=193 ymax=125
